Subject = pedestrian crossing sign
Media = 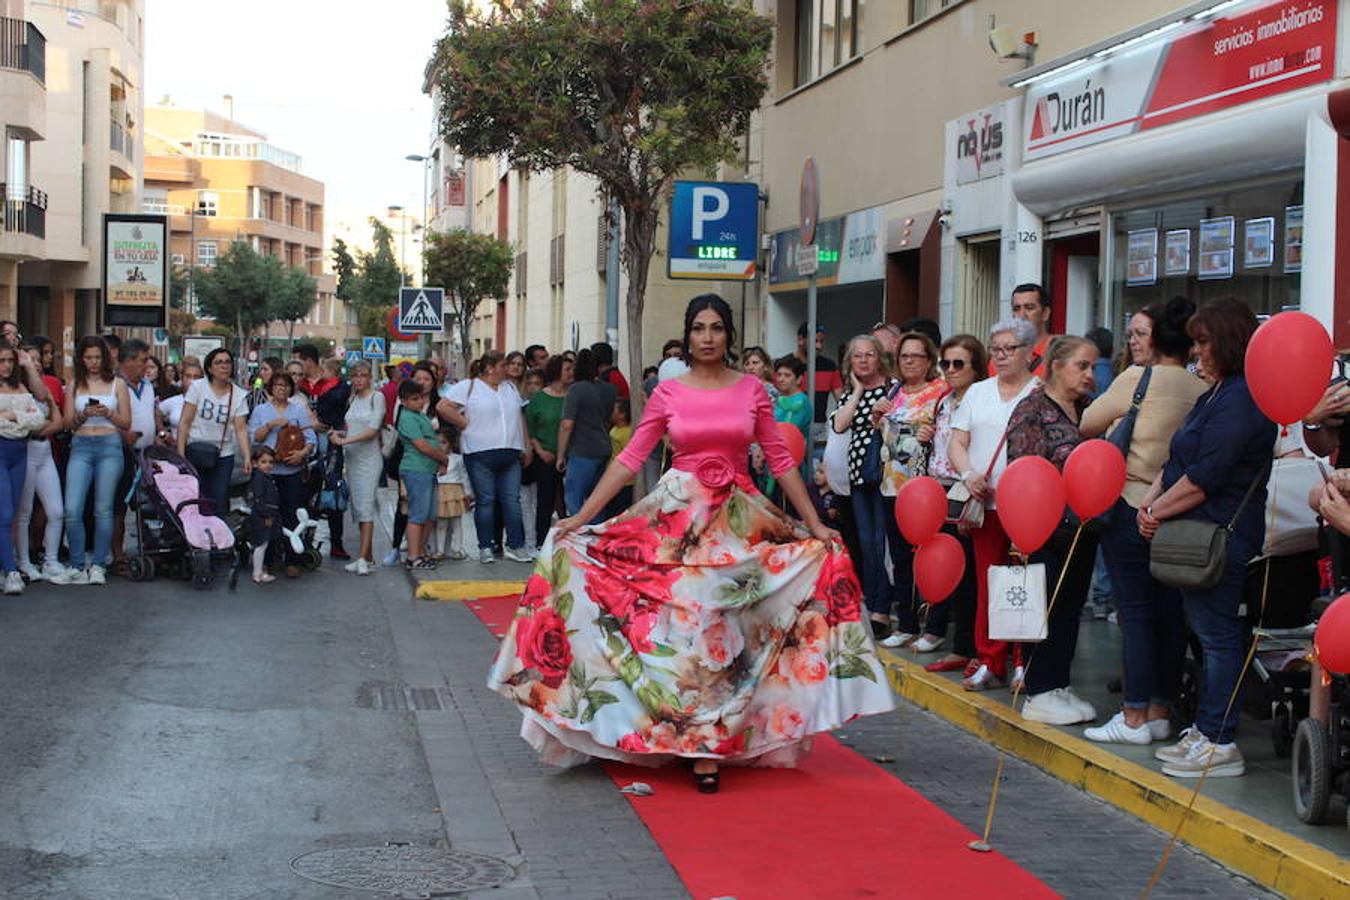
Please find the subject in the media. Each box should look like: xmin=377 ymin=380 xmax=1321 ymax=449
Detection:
xmin=345 ymin=349 xmax=363 ymax=367
xmin=398 ymin=287 xmax=445 ymax=334
xmin=362 ymin=336 xmax=386 ymax=359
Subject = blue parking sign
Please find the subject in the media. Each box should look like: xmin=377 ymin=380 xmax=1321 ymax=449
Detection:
xmin=668 ymin=180 xmax=759 ymax=281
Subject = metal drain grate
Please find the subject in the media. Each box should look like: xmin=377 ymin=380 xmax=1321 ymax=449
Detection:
xmin=290 ymin=845 xmax=515 ymax=894
xmin=357 ymin=683 xmax=446 ymax=711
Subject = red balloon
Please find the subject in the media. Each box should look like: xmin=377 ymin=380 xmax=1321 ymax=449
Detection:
xmin=995 ymin=456 xmax=1065 ymax=554
xmin=914 ymin=533 xmax=965 ymax=605
xmin=1246 ymin=311 xmax=1334 ymax=425
xmin=895 ymin=477 xmax=947 ymax=546
xmin=775 ymin=422 xmax=806 ymax=466
xmin=1064 ymin=440 xmax=1127 ymax=521
xmin=1315 ymin=593 xmax=1350 ymax=675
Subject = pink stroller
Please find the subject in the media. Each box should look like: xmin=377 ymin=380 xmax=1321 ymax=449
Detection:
xmin=129 ymin=446 xmax=239 ymax=589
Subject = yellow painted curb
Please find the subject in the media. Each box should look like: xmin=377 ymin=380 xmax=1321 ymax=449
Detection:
xmin=878 ymin=649 xmax=1350 ymax=897
xmin=415 ymin=580 xmax=527 ymax=602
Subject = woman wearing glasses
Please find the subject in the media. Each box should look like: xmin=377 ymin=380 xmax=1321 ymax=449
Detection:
xmin=947 ymin=318 xmax=1040 ymax=691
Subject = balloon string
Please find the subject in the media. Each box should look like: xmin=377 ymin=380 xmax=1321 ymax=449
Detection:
xmin=1139 ymin=478 xmax=1276 ymax=898
xmin=975 ymin=522 xmax=1084 ymax=849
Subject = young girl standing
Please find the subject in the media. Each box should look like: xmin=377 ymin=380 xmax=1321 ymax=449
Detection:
xmin=434 ymin=440 xmax=472 ymax=561
xmin=248 ymin=445 xmax=281 ymax=584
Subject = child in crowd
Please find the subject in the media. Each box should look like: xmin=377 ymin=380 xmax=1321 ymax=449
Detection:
xmin=605 ymin=399 xmax=635 ymax=518
xmin=396 ymin=380 xmax=448 ymax=569
xmin=809 ymin=459 xmax=840 ymax=527
xmin=772 ymin=355 xmax=811 ymax=444
xmin=248 ymin=445 xmax=281 ymax=585
xmin=435 ymin=435 xmax=472 ymax=561
xmin=522 ymin=368 xmax=544 ymax=401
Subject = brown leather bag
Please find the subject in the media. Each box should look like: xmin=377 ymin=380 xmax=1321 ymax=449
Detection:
xmin=275 ymin=423 xmax=306 ymax=461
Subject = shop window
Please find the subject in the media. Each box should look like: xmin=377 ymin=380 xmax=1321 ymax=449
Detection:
xmin=958 ymin=235 xmax=1001 ymax=338
xmin=794 ymin=0 xmax=862 ymax=88
xmin=1110 ymin=179 xmax=1303 ymax=328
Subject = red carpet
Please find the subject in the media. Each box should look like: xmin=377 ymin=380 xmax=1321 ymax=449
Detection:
xmin=465 ymin=594 xmax=1055 ymax=900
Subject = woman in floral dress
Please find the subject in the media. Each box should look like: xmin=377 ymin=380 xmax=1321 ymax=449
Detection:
xmin=488 ymin=294 xmax=895 ymax=793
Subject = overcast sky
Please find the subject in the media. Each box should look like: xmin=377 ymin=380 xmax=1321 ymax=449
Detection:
xmin=144 ymin=0 xmax=450 ymax=255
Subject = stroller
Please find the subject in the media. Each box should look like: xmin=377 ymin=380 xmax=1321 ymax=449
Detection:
xmin=127 ymin=445 xmax=242 ymax=590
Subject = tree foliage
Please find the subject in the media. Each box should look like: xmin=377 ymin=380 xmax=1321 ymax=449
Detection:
xmin=347 ymin=218 xmax=407 ymax=344
xmin=331 ymin=237 xmax=357 ymax=301
xmin=269 ymin=264 xmax=319 ymax=348
xmin=423 ymin=229 xmax=514 ymax=372
xmin=434 ymin=0 xmax=772 ymax=413
xmin=192 ymin=240 xmax=317 ymax=355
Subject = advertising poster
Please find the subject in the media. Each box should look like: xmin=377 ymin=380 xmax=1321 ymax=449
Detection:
xmin=1126 ymin=229 xmax=1158 ymax=286
xmin=1198 ymin=216 xmax=1235 ymax=280
xmin=1243 ymin=217 xmax=1275 ymax=269
xmin=1285 ymin=205 xmax=1303 ymax=273
xmin=182 ymin=336 xmax=223 ymax=362
xmin=1164 ymin=229 xmax=1191 ymax=277
xmin=103 ymin=214 xmax=169 ymax=327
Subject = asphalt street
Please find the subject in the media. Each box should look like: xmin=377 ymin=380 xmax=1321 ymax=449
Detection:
xmin=0 ymin=553 xmax=1271 ymax=899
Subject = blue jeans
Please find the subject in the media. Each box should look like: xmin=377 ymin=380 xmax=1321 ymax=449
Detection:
xmin=850 ymin=486 xmax=890 ymax=618
xmin=1180 ymin=530 xmax=1256 ymax=745
xmin=65 ymin=433 xmax=125 ymax=568
xmin=465 ymin=448 xmax=525 ymax=551
xmin=0 ymin=437 xmax=26 ymax=572
xmin=564 ymin=454 xmax=608 ymax=522
xmin=198 ymin=454 xmax=234 ymax=516
xmin=1099 ymin=499 xmax=1187 ymax=711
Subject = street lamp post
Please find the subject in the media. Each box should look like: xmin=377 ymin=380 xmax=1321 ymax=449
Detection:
xmin=405 ymin=154 xmax=430 ymax=285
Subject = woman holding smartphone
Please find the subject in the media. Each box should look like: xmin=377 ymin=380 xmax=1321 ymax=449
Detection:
xmin=54 ymin=336 xmax=131 ymax=586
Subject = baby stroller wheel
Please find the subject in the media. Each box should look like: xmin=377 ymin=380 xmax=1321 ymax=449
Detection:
xmin=126 ymin=556 xmax=154 ymax=582
xmin=1292 ymin=718 xmax=1332 ymax=824
xmin=303 ymin=547 xmax=323 ymax=571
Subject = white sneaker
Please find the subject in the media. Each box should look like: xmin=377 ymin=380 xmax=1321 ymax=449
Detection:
xmin=1085 ymin=712 xmax=1153 ymax=745
xmin=355 ymin=559 xmax=373 ymax=576
xmin=381 ymin=549 xmax=401 ymax=567
xmin=1161 ymin=735 xmax=1245 ymax=778
xmin=478 ymin=548 xmax=496 ymax=564
xmin=18 ymin=563 xmax=43 ymax=582
xmin=880 ymin=631 xmax=915 ymax=648
xmin=40 ymin=561 xmax=69 ymax=581
xmin=1021 ymin=689 xmax=1087 ymax=725
xmin=51 ymin=567 xmax=89 ymax=585
xmin=88 ymin=565 xmax=107 ymax=586
xmin=911 ymin=634 xmax=945 ymax=653
xmin=343 ymin=559 xmax=362 ymax=573
xmin=1155 ymin=726 xmax=1203 ymax=763
xmin=3 ymin=572 xmax=24 ymax=595
xmin=1148 ymin=718 xmax=1174 ymax=742
xmin=1061 ymin=686 xmax=1097 ymax=722
xmin=1009 ymin=664 xmax=1026 ymax=694
xmin=447 ymin=549 xmax=468 ymax=561
xmin=503 ymin=546 xmax=534 ymax=563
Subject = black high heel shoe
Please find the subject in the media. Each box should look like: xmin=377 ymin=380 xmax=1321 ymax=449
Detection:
xmin=693 ymin=768 xmax=720 ymax=794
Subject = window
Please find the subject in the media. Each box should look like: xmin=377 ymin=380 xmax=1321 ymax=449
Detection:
xmin=196 ymin=191 xmax=218 ymax=217
xmin=6 ymin=136 xmax=27 ymax=198
xmin=910 ymin=0 xmax=961 ymax=26
xmin=794 ymin=0 xmax=862 ymax=87
xmin=197 ymin=241 xmax=217 ymax=268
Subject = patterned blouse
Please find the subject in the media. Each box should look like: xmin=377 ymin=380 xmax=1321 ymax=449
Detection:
xmin=878 ymin=378 xmax=948 ymax=497
xmin=836 ymin=380 xmax=897 ymax=488
xmin=1005 ymin=387 xmax=1085 ymax=471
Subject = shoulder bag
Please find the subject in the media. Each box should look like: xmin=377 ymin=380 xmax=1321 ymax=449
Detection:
xmin=1149 ymin=467 xmax=1266 ymax=590
xmin=1106 ymin=366 xmax=1153 ymax=455
xmin=186 ymin=386 xmax=233 ymax=473
xmin=859 ymin=382 xmax=899 ymax=487
xmin=378 ymin=397 xmax=401 ymax=460
xmin=945 ymin=429 xmax=1010 ymax=531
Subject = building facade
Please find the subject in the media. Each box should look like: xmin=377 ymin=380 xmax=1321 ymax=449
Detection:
xmin=0 ymin=0 xmax=46 ymax=323
xmin=143 ymin=104 xmax=344 ymax=350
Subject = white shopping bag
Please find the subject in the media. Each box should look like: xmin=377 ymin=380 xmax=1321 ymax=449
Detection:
xmin=987 ymin=563 xmax=1048 ymax=642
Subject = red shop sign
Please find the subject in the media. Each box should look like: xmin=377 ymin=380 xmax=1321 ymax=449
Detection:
xmin=1023 ymin=0 xmax=1337 ymax=161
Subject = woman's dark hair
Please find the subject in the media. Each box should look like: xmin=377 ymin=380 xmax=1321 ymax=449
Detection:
xmin=73 ymin=335 xmax=114 ymax=388
xmin=0 ymin=346 xmax=20 ymax=389
xmin=939 ymin=334 xmax=989 ymax=381
xmin=261 ymin=355 xmax=284 ymax=374
xmin=411 ymin=361 xmax=440 ymax=388
xmin=613 ymin=397 xmax=631 ymax=423
xmin=742 ymin=346 xmax=772 ymax=371
xmin=504 ymin=350 xmax=526 ymax=373
xmin=1140 ymin=296 xmax=1196 ymax=362
xmin=897 ymin=331 xmax=940 ymax=382
xmin=203 ymin=347 xmax=235 ymax=385
xmin=572 ymin=348 xmax=598 ymax=382
xmin=478 ymin=349 xmax=506 ymax=372
xmin=268 ymin=372 xmax=296 ymax=396
xmin=681 ymin=293 xmax=738 ymax=364
xmin=1187 ymin=297 xmax=1257 ymax=378
xmin=544 ymin=354 xmax=569 ymax=384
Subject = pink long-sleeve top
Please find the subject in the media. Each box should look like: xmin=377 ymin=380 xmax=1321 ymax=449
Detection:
xmin=616 ymin=375 xmax=798 ymax=480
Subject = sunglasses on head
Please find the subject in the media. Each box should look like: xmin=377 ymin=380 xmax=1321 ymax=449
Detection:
xmin=938 ymin=358 xmax=967 ymax=371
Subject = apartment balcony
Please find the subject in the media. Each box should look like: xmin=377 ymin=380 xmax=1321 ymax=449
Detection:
xmin=0 ymin=19 xmax=45 ymax=142
xmin=0 ymin=183 xmax=47 ymax=260
xmin=110 ymin=119 xmax=135 ymax=179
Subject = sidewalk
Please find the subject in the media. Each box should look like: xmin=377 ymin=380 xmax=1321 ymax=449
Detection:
xmin=881 ymin=616 xmax=1350 ymax=897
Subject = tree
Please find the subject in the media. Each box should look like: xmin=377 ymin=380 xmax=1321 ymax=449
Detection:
xmin=331 ymin=237 xmax=357 ymax=302
xmin=193 ymin=241 xmax=281 ymax=358
xmin=423 ymin=229 xmax=514 ymax=373
xmin=267 ymin=263 xmax=319 ymax=351
xmin=347 ymin=218 xmax=406 ymax=346
xmin=434 ymin=0 xmax=772 ymax=414
xmin=169 ymin=261 xmax=192 ymax=311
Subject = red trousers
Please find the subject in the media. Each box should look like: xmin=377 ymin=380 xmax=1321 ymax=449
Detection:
xmin=970 ymin=509 xmax=1021 ymax=679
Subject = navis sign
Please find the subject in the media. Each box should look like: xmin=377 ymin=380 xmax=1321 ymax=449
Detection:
xmin=954 ymin=104 xmax=1005 ymax=184
xmin=1023 ymin=0 xmax=1336 ymax=161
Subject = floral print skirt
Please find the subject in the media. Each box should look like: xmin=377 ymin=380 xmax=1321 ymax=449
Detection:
xmin=487 ymin=467 xmax=896 ymax=767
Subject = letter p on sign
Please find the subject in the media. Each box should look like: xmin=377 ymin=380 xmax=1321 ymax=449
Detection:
xmin=691 ymin=186 xmax=729 ymax=240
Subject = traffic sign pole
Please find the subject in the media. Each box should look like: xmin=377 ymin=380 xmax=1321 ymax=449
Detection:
xmin=800 ymin=158 xmax=820 ymax=484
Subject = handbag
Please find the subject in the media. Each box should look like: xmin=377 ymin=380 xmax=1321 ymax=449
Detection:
xmin=823 ymin=420 xmax=851 ymax=496
xmin=186 ymin=386 xmax=233 ymax=472
xmin=379 ymin=398 xmax=401 ymax=460
xmin=1107 ymin=366 xmax=1153 ymax=455
xmin=1149 ymin=467 xmax=1266 ymax=590
xmin=945 ymin=429 xmax=1010 ymax=530
xmin=987 ymin=562 xmax=1049 ymax=641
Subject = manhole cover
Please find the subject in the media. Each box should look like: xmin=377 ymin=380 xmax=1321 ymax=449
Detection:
xmin=290 ymin=845 xmax=515 ymax=894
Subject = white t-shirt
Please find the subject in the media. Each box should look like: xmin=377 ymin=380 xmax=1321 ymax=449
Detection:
xmin=122 ymin=375 xmax=157 ymax=449
xmin=442 ymin=378 xmax=525 ymax=455
xmin=183 ymin=379 xmax=249 ymax=457
xmin=950 ymin=376 xmax=1039 ymax=510
xmin=159 ymin=394 xmax=186 ymax=435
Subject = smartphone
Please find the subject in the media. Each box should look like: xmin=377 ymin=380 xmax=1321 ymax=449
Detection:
xmin=1318 ymin=460 xmax=1333 ymax=483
